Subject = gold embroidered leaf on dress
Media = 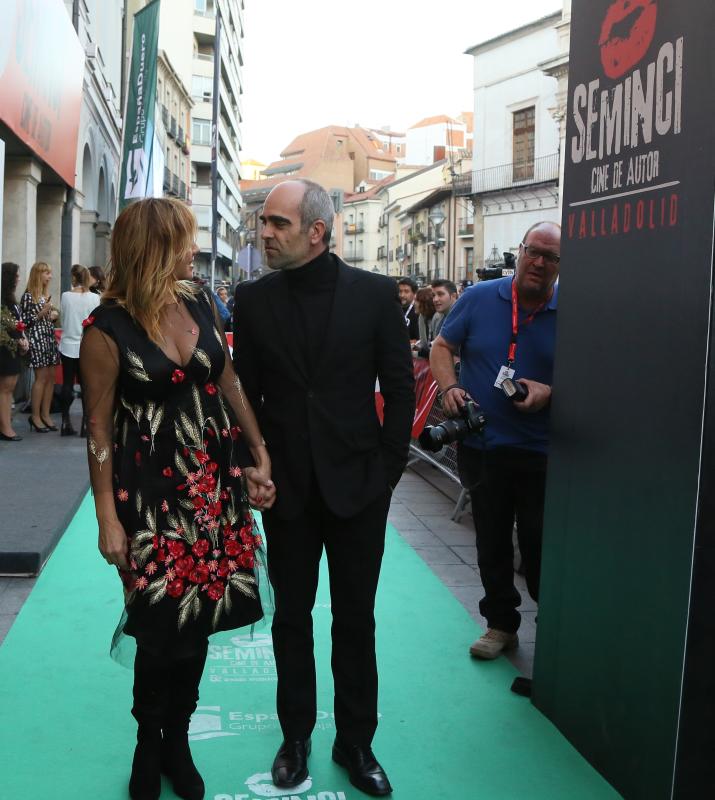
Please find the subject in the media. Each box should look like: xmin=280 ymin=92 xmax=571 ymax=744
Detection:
xmin=150 ymin=407 xmax=163 ymax=437
xmin=178 ymin=511 xmax=198 ymax=545
xmin=126 ymin=349 xmax=145 ymax=370
xmin=211 ymin=596 xmax=224 ymax=629
xmin=223 ymin=583 xmax=232 ymax=614
xmin=192 ymin=596 xmax=201 ymax=620
xmin=174 ymin=450 xmax=189 ymax=476
xmin=134 ymin=543 xmax=154 ymax=568
xmin=193 ymin=347 xmax=211 ymax=370
xmin=192 ymin=385 xmax=204 ymax=428
xmin=146 ymin=577 xmax=167 ymax=605
xmin=219 ymin=400 xmax=231 ymax=433
xmin=132 ymin=531 xmax=154 ymax=547
xmin=128 ymin=368 xmax=151 ymax=383
xmin=146 ymin=402 xmax=155 ymax=423
xmin=229 ymin=572 xmax=257 ymax=598
xmin=179 ymin=412 xmax=201 ymax=447
xmin=213 ymin=327 xmax=223 ymax=345
xmin=136 ymin=490 xmax=143 ymax=516
xmin=145 ymin=507 xmax=156 ymax=533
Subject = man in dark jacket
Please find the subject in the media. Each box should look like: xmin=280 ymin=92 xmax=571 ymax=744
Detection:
xmin=233 ymin=179 xmax=414 ymax=797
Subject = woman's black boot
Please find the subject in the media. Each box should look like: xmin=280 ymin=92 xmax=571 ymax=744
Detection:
xmin=129 ymin=647 xmax=165 ymax=800
xmin=161 ymin=645 xmax=208 ymax=800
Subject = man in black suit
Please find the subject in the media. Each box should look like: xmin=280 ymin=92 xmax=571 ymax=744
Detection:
xmin=233 ymin=179 xmax=414 ymax=797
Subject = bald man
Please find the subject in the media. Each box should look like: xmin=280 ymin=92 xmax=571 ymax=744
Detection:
xmin=430 ymin=222 xmax=560 ymax=693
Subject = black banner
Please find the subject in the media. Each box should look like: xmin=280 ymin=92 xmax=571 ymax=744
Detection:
xmin=534 ymin=2 xmax=715 ymax=798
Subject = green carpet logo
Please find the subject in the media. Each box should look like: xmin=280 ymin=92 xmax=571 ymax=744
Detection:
xmin=207 ymin=632 xmax=277 ymax=683
xmin=242 ymin=772 xmax=315 ymax=797
xmin=188 ymin=705 xmax=239 ymax=741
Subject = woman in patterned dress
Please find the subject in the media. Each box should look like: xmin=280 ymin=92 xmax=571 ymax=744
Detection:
xmin=21 ymin=261 xmax=60 ymax=432
xmin=80 ymin=198 xmax=275 ymax=800
xmin=0 ymin=262 xmax=30 ymax=440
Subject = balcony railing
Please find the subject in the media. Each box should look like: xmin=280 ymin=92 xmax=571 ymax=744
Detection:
xmin=177 ymin=126 xmax=185 ymax=147
xmin=344 ymin=222 xmax=365 ymax=235
xmin=168 ymin=116 xmax=177 ymax=139
xmin=161 ymin=105 xmax=169 ymax=128
xmin=458 ymin=218 xmax=474 ymax=235
xmin=347 ymin=251 xmax=365 ymax=262
xmin=179 ymin=180 xmax=187 ymax=200
xmin=377 ymin=246 xmax=386 ymax=259
xmin=470 ymin=152 xmax=559 ymax=195
xmin=172 ymin=174 xmax=180 ymax=194
xmin=163 ymin=166 xmax=171 ymax=191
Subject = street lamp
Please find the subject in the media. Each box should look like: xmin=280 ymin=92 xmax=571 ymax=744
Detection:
xmin=428 ymin=207 xmax=446 ymax=280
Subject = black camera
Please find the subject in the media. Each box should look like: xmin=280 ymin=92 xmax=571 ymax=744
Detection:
xmin=501 ymin=378 xmax=529 ymax=402
xmin=476 ymin=252 xmax=516 ymax=282
xmin=419 ymin=400 xmax=486 ymax=452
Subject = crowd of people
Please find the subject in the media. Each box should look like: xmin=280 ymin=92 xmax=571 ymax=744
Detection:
xmin=0 ymin=261 xmax=105 ymax=440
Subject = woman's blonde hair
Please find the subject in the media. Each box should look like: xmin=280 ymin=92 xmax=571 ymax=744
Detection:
xmin=103 ymin=198 xmax=198 ymax=344
xmin=71 ymin=263 xmax=90 ymax=291
xmin=26 ymin=262 xmax=52 ymax=303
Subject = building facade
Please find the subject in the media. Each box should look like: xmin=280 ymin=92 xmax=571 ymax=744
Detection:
xmin=466 ymin=12 xmax=562 ymax=266
xmin=0 ymin=0 xmax=123 ymax=297
xmin=157 ymin=51 xmax=193 ymax=204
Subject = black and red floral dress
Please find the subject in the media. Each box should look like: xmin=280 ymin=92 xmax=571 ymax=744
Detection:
xmin=83 ymin=291 xmax=264 ymax=656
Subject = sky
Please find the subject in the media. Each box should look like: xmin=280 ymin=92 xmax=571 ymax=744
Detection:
xmin=240 ymin=0 xmax=563 ymax=166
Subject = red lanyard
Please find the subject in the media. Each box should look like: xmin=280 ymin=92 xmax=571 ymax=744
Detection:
xmin=507 ymin=280 xmax=545 ymax=366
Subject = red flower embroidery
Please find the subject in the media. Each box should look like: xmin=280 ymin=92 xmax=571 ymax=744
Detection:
xmin=207 ymin=501 xmax=222 ymax=518
xmin=205 ymin=383 xmax=217 ymax=395
xmin=134 ymin=451 xmax=142 ymax=466
xmin=174 ymin=555 xmax=195 ymax=578
xmin=229 ymin=466 xmax=242 ymax=478
xmin=156 ymin=548 xmax=167 ymax=563
xmin=194 ymin=450 xmax=210 ymax=464
xmin=237 ymin=551 xmax=255 ymax=569
xmin=217 ymin=557 xmax=232 ymax=577
xmin=162 ymin=466 xmax=173 ymax=477
xmin=192 ymin=539 xmax=210 ymax=558
xmin=224 ymin=540 xmax=241 ymax=557
xmin=167 ymin=540 xmax=186 ymax=559
xmin=206 ymin=461 xmax=218 ymax=474
xmin=230 ymin=426 xmax=239 ymax=440
xmin=82 ymin=315 xmax=95 ymax=328
xmin=145 ymin=562 xmax=158 ymax=575
xmin=207 ymin=581 xmax=225 ymax=601
xmin=220 ymin=490 xmax=229 ymax=501
xmin=221 ymin=428 xmax=229 ymax=438
xmin=135 ymin=576 xmax=148 ymax=590
xmin=171 ymin=369 xmax=185 ymax=384
xmin=116 ymin=489 xmax=129 ymax=502
xmin=206 ymin=426 xmax=216 ymax=438
xmin=192 ymin=496 xmax=206 ymax=510
xmin=161 ymin=500 xmax=169 ymax=513
xmin=167 ymin=578 xmax=185 ymax=598
xmin=189 ymin=563 xmax=210 ymax=584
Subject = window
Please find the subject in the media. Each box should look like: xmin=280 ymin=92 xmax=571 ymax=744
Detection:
xmin=194 ymin=0 xmax=207 ymax=12
xmin=369 ymin=169 xmax=392 ymax=181
xmin=513 ymin=106 xmax=535 ymax=181
xmin=191 ymin=75 xmax=213 ymax=102
xmin=192 ymin=118 xmax=211 ymax=146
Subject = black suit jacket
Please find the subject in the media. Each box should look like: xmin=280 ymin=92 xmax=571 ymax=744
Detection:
xmin=233 ymin=256 xmax=415 ymax=520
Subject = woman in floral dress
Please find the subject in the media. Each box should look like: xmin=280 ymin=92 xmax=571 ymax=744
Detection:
xmin=80 ymin=198 xmax=275 ymax=800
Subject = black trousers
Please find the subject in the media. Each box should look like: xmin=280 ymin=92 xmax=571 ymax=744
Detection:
xmin=458 ymin=445 xmax=547 ymax=634
xmin=60 ymin=354 xmax=82 ymax=420
xmin=263 ymin=474 xmax=391 ymax=746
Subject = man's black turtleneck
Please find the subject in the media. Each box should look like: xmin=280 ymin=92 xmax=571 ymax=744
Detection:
xmin=282 ymin=247 xmax=338 ymax=376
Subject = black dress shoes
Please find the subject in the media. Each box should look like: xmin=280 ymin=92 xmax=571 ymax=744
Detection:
xmin=332 ymin=740 xmax=393 ymax=796
xmin=271 ymin=739 xmax=311 ymax=788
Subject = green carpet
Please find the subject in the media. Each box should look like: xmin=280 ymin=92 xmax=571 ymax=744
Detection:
xmin=0 ymin=493 xmax=620 ymax=799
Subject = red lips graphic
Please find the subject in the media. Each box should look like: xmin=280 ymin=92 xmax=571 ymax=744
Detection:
xmin=599 ymin=0 xmax=658 ymax=79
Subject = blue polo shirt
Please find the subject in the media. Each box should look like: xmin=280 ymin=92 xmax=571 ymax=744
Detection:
xmin=440 ymin=276 xmax=558 ymax=453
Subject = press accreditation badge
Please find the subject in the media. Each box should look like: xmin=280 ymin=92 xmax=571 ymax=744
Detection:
xmin=494 ymin=365 xmax=515 ymax=388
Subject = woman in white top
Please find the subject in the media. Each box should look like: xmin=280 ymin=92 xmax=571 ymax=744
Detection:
xmin=59 ymin=264 xmax=98 ymax=435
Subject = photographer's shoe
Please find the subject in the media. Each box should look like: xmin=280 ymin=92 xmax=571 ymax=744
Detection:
xmin=469 ymin=629 xmax=518 ymax=660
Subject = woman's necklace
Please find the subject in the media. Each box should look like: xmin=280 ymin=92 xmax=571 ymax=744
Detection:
xmin=167 ymin=301 xmax=198 ymax=335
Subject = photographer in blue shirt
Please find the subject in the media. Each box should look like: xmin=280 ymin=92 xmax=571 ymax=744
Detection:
xmin=430 ymin=221 xmax=560 ymax=694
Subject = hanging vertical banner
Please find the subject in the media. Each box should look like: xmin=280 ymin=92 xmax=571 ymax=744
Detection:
xmin=119 ymin=0 xmax=161 ymax=210
xmin=210 ymin=7 xmax=222 ymax=289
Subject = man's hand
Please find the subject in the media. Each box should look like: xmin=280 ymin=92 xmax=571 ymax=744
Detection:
xmin=441 ymin=386 xmax=469 ymax=417
xmin=513 ymin=379 xmax=551 ymax=413
xmin=245 ymin=466 xmax=276 ymax=510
